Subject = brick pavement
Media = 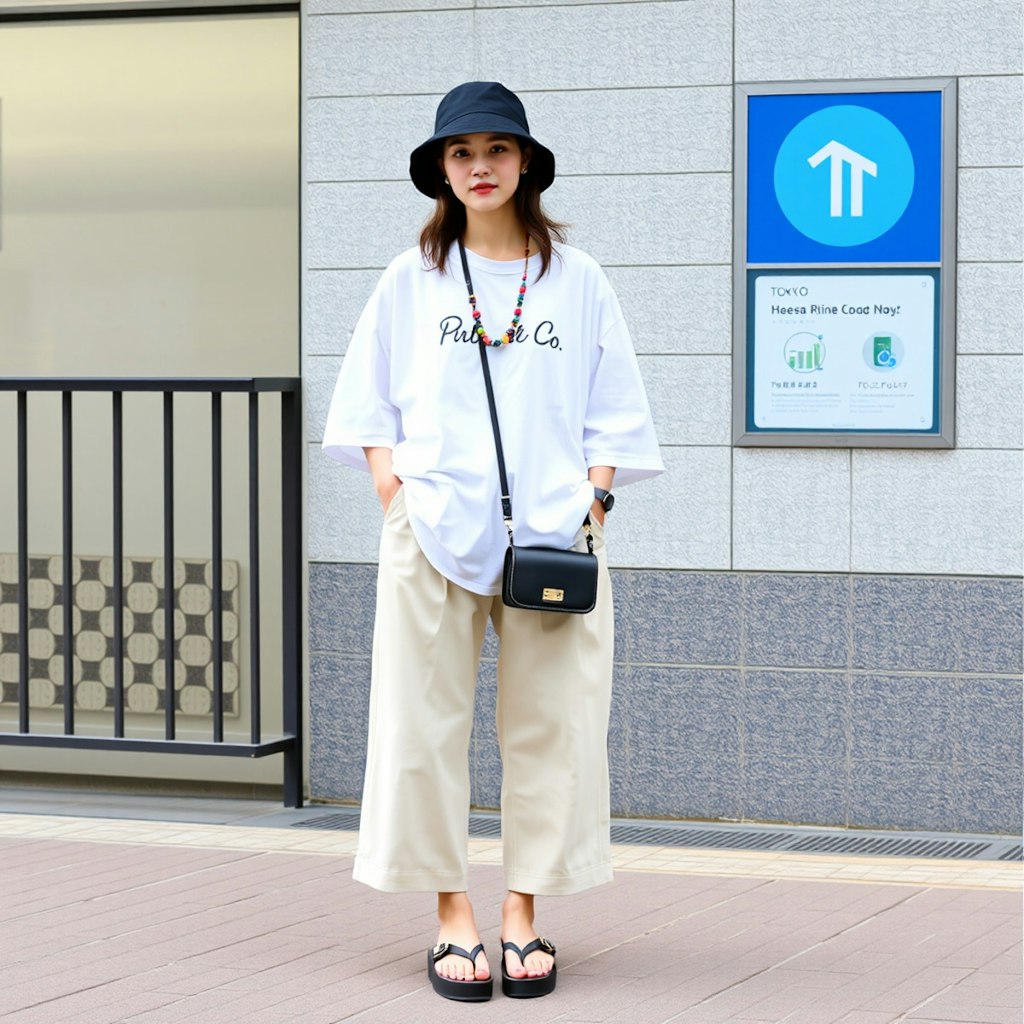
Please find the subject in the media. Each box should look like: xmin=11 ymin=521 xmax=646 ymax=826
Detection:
xmin=0 ymin=812 xmax=1019 ymax=1024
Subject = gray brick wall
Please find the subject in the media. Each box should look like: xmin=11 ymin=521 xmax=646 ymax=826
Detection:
xmin=309 ymin=565 xmax=1023 ymax=833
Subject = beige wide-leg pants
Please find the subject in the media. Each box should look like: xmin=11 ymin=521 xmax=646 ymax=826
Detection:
xmin=352 ymin=486 xmax=615 ymax=896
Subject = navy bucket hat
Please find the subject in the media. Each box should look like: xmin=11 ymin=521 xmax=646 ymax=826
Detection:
xmin=409 ymin=82 xmax=556 ymax=198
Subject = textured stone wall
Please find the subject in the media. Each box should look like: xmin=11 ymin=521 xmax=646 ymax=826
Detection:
xmin=303 ymin=0 xmax=1023 ymax=830
xmin=310 ymin=564 xmax=1022 ymax=833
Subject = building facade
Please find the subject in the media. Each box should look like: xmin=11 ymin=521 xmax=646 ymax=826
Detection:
xmin=305 ymin=0 xmax=1023 ymax=833
xmin=0 ymin=0 xmax=1019 ymax=833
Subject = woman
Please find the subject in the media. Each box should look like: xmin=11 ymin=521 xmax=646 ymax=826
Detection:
xmin=322 ymin=81 xmax=663 ymax=1002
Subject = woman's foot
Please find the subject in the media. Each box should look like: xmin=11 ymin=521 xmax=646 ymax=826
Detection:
xmin=435 ymin=892 xmax=491 ymax=982
xmin=501 ymin=891 xmax=554 ymax=979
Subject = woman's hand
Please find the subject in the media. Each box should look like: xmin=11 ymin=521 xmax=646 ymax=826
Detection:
xmin=364 ymin=447 xmax=403 ymax=513
xmin=377 ymin=475 xmax=403 ymax=513
xmin=589 ymin=500 xmax=606 ymax=527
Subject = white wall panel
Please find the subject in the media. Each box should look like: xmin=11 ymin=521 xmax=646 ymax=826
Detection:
xmin=955 ymin=356 xmax=1024 ymax=449
xmin=958 ymin=167 xmax=1024 ymax=264
xmin=309 ymin=442 xmax=382 ymax=563
xmin=852 ymin=450 xmax=1023 ymax=576
xmin=309 ymin=0 xmax=469 ymax=11
xmin=305 ymin=355 xmax=342 ymax=444
xmin=307 ymin=87 xmax=730 ymax=183
xmin=307 ymin=183 xmax=426 ymax=269
xmin=959 ymin=76 xmax=1024 ymax=168
xmin=640 ymin=355 xmax=731 ymax=446
xmin=305 ymin=270 xmax=381 ymax=357
xmin=302 ymin=0 xmax=1024 ymax=578
xmin=306 ymin=95 xmax=437 ymax=183
xmin=606 ymin=265 xmax=731 ymax=355
xmin=611 ymin=446 xmax=731 ymax=570
xmin=957 ymin=263 xmax=1024 ymax=354
xmin=478 ymin=0 xmax=653 ymax=5
xmin=733 ymin=449 xmax=851 ymax=572
xmin=526 ymin=87 xmax=731 ymax=176
xmin=736 ymin=0 xmax=1023 ymax=80
xmin=958 ymin=168 xmax=1023 ymax=263
xmin=306 ymin=11 xmax=474 ymax=97
xmin=477 ymin=1 xmax=732 ymax=91
xmin=545 ymin=174 xmax=730 ymax=267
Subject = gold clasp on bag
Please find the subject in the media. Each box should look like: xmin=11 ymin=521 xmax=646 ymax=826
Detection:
xmin=542 ymin=588 xmax=564 ymax=603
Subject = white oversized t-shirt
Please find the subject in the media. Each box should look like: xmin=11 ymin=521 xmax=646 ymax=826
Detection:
xmin=322 ymin=242 xmax=664 ymax=595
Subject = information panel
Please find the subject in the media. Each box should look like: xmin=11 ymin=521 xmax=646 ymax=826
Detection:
xmin=733 ymin=80 xmax=956 ymax=448
xmin=751 ymin=271 xmax=938 ymax=432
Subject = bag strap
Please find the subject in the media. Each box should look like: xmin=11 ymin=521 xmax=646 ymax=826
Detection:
xmin=458 ymin=240 xmax=514 ymax=543
xmin=457 ymin=239 xmax=593 ymax=555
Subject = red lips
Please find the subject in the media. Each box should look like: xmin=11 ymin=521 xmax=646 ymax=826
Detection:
xmin=471 ymin=184 xmax=497 ymax=194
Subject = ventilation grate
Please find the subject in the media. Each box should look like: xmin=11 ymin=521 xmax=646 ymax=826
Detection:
xmin=293 ymin=810 xmax=361 ymax=831
xmin=291 ymin=810 xmax=501 ymax=838
xmin=787 ymin=835 xmax=992 ymax=860
xmin=610 ymin=824 xmax=792 ymax=851
xmin=468 ymin=816 xmax=502 ymax=838
xmin=291 ymin=811 xmax=1021 ymax=863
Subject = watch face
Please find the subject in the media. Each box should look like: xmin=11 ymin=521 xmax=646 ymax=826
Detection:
xmin=603 ymin=492 xmax=615 ymax=512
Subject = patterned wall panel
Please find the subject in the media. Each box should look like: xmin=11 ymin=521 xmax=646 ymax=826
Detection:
xmin=0 ymin=555 xmax=240 ymax=717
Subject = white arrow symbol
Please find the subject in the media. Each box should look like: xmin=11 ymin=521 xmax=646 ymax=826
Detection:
xmin=807 ymin=140 xmax=878 ymax=217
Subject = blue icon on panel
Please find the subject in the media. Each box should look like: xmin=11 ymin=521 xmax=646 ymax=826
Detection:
xmin=773 ymin=105 xmax=915 ymax=247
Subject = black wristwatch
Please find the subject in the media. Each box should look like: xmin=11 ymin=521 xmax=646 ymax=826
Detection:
xmin=593 ymin=487 xmax=615 ymax=514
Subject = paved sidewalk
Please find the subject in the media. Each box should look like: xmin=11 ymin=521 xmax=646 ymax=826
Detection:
xmin=0 ymin=798 xmax=1019 ymax=1024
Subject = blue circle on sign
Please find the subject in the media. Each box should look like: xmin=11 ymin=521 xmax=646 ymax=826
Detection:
xmin=773 ymin=105 xmax=915 ymax=248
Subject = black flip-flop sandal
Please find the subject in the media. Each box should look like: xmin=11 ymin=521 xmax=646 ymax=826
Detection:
xmin=427 ymin=942 xmax=493 ymax=1002
xmin=500 ymin=937 xmax=557 ymax=998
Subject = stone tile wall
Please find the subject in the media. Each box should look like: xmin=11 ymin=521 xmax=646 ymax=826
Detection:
xmin=309 ymin=564 xmax=1022 ymax=834
xmin=303 ymin=0 xmax=1023 ymax=832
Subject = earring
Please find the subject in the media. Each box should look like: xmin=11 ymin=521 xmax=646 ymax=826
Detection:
xmin=520 ymin=168 xmax=527 ymax=175
xmin=444 ymin=176 xmax=450 ymax=185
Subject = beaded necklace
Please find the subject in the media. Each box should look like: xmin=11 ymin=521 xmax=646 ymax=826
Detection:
xmin=462 ymin=238 xmax=530 ymax=347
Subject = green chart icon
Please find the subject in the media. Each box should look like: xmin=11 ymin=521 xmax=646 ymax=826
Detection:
xmin=783 ymin=332 xmax=825 ymax=372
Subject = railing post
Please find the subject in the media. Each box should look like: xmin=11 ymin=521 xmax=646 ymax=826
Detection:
xmin=16 ymin=391 xmax=29 ymax=734
xmin=163 ymin=391 xmax=176 ymax=740
xmin=112 ymin=391 xmax=125 ymax=738
xmin=211 ymin=392 xmax=224 ymax=742
xmin=0 ymin=377 xmax=303 ymax=805
xmin=280 ymin=385 xmax=303 ymax=808
xmin=248 ymin=392 xmax=262 ymax=745
xmin=62 ymin=391 xmax=74 ymax=735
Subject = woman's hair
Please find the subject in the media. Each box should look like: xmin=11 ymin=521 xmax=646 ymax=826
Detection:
xmin=418 ymin=140 xmax=567 ymax=279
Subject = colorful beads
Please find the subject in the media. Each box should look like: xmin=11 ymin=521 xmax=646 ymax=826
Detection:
xmin=465 ymin=238 xmax=530 ymax=347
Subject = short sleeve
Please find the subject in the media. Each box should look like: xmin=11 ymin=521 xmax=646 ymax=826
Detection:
xmin=582 ymin=286 xmax=664 ymax=488
xmin=321 ymin=270 xmax=401 ymax=472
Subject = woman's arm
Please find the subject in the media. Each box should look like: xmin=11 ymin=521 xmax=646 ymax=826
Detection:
xmin=588 ymin=465 xmax=615 ymax=526
xmin=364 ymin=447 xmax=403 ymax=512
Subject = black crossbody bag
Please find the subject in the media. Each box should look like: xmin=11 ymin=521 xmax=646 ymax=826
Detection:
xmin=458 ymin=242 xmax=599 ymax=614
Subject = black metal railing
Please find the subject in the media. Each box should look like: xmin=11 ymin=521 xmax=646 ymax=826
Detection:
xmin=0 ymin=378 xmax=303 ymax=807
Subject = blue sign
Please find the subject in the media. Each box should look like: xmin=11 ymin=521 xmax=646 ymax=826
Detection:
xmin=748 ymin=91 xmax=942 ymax=264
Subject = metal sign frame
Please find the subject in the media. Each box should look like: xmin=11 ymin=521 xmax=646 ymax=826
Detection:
xmin=733 ymin=78 xmax=957 ymax=448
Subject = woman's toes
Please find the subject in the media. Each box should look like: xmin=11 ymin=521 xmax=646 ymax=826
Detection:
xmin=504 ymin=952 xmax=527 ymax=979
xmin=525 ymin=952 xmax=552 ymax=977
xmin=437 ymin=950 xmax=488 ymax=982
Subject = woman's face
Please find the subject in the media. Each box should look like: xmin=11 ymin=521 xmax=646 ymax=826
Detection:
xmin=441 ymin=133 xmax=529 ymax=214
